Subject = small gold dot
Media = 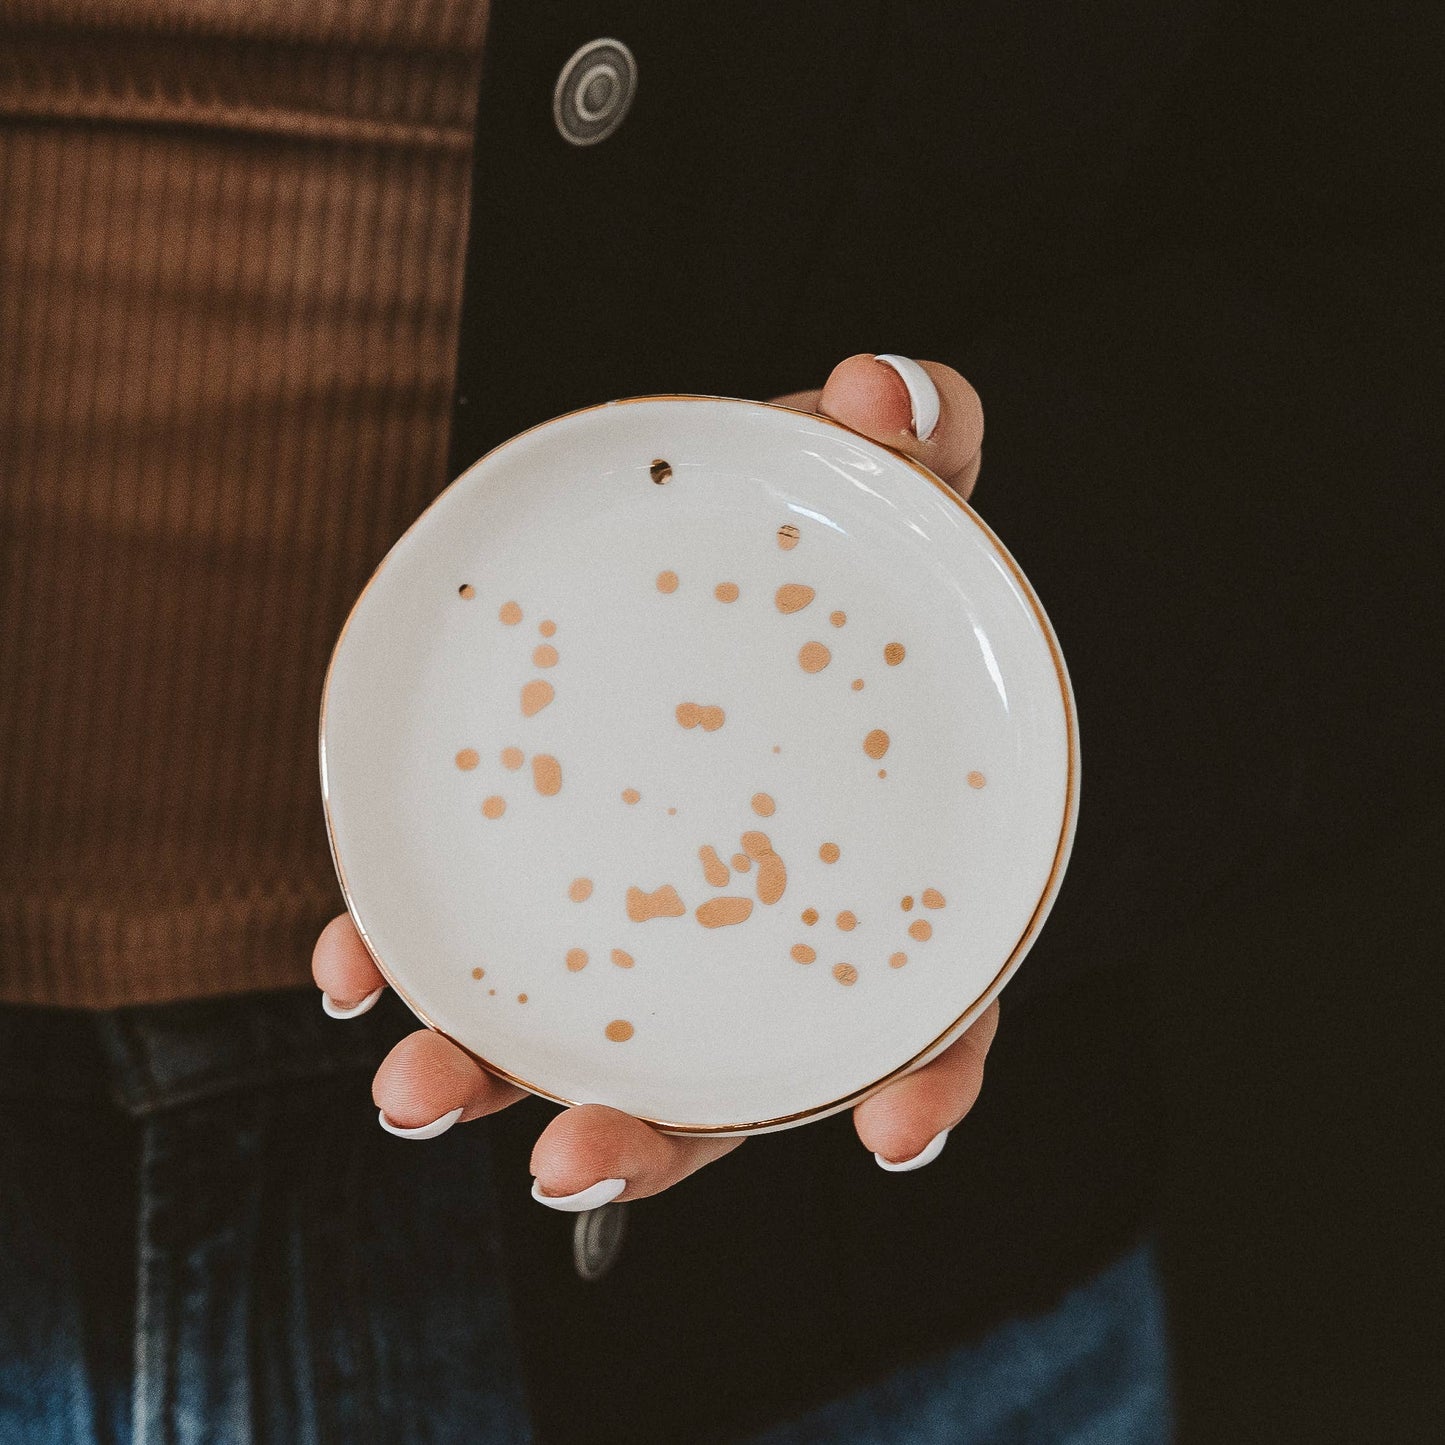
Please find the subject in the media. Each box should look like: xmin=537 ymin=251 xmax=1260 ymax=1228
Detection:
xmin=830 ymin=610 xmax=846 ymax=627
xmin=889 ymin=952 xmax=907 ymax=969
xmin=611 ymin=949 xmax=634 ymax=969
xmin=656 ymin=570 xmax=679 ymax=594
xmin=851 ymin=678 xmax=865 ymax=692
xmin=772 ymin=745 xmax=781 ymax=753
xmin=922 ymin=888 xmax=946 ymax=909
xmin=539 ymin=619 xmax=556 ymax=637
xmin=488 ymin=988 xmax=496 ymax=995
xmin=902 ymin=896 xmax=914 ymax=911
xmin=863 ymin=729 xmax=890 ymax=760
xmin=832 ymin=963 xmax=858 ymax=986
xmin=801 ymin=908 xmax=819 ymax=926
xmin=968 ymin=770 xmax=987 ymax=789
xmin=622 ymin=788 xmax=641 ymax=804
xmin=836 ymin=910 xmax=858 ymax=931
xmin=884 ymin=642 xmax=906 ymax=666
xmin=799 ymin=641 xmax=831 ymax=673
xmin=667 ymin=807 xmax=677 ymax=815
xmin=533 ymin=643 xmax=559 ymax=668
xmin=909 ymin=920 xmax=933 ymax=942
xmin=819 ymin=842 xmax=840 ymax=864
xmin=455 ymin=748 xmax=479 ymax=771
xmin=458 ymin=584 xmax=475 ymax=599
xmin=565 ymin=948 xmax=588 ymax=972
xmin=732 ymin=853 xmax=752 ymax=873
xmin=715 ymin=582 xmax=739 ymax=603
xmin=471 ymin=967 xmax=485 ymax=979
xmin=482 ymin=795 xmax=506 ymax=818
xmin=568 ymin=878 xmax=593 ymax=902
xmin=878 ymin=769 xmax=887 ymax=778
xmin=517 ymin=993 xmax=528 ymax=1003
xmin=500 ymin=746 xmax=524 ymax=770
xmin=751 ymin=792 xmax=775 ymax=817
xmin=791 ymin=944 xmax=816 ymax=964
xmin=499 ymin=601 xmax=522 ymax=625
xmin=605 ymin=1019 xmax=635 ymax=1042
xmin=777 ymin=523 xmax=800 ymax=550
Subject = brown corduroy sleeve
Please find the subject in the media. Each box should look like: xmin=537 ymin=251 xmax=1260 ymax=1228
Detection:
xmin=0 ymin=0 xmax=488 ymax=1006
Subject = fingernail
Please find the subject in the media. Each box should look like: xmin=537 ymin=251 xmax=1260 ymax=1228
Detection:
xmin=874 ymin=1128 xmax=950 ymax=1173
xmin=874 ymin=354 xmax=940 ymax=441
xmin=322 ymin=986 xmax=384 ymax=1020
xmin=378 ymin=1106 xmax=464 ymax=1140
xmin=531 ymin=1177 xmax=627 ymax=1213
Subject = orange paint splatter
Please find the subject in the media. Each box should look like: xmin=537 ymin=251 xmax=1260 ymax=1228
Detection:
xmin=621 ymin=788 xmax=641 ymax=804
xmin=568 ymin=878 xmax=594 ymax=902
xmin=699 ymin=845 xmax=730 ymax=888
xmin=605 ymin=1019 xmax=634 ymax=1042
xmin=533 ymin=643 xmax=559 ymax=668
xmin=775 ymin=583 xmax=815 ymax=614
xmin=482 ymin=795 xmax=506 ymax=819
xmin=922 ymin=888 xmax=946 ymax=909
xmin=884 ymin=642 xmax=906 ymax=666
xmin=740 ymin=831 xmax=772 ymax=860
xmin=889 ymin=952 xmax=908 ymax=969
xmin=832 ymin=963 xmax=858 ymax=986
xmin=751 ymin=792 xmax=776 ymax=817
xmin=791 ymin=944 xmax=816 ymax=964
xmin=901 ymin=896 xmax=914 ymax=911
xmin=799 ymin=641 xmax=831 ymax=673
xmin=696 ymin=896 xmax=753 ymax=928
xmin=863 ymin=729 xmax=890 ymax=760
xmin=777 ymin=523 xmax=800 ymax=550
xmin=731 ymin=853 xmax=752 ymax=873
xmin=471 ymin=966 xmax=485 ymax=979
xmin=611 ymin=949 xmax=635 ymax=969
xmin=656 ymin=570 xmax=679 ymax=594
xmin=908 ymin=919 xmax=933 ymax=942
xmin=517 ymin=993 xmax=528 ymax=1003
xmin=714 ymin=582 xmax=739 ymax=603
xmin=539 ymin=619 xmax=556 ymax=637
xmin=458 ymin=584 xmax=475 ymax=599
xmin=499 ymin=601 xmax=522 ymax=625
xmin=756 ymin=853 xmax=787 ymax=906
xmin=626 ymin=884 xmax=686 ymax=922
xmin=565 ymin=948 xmax=588 ymax=972
xmin=500 ymin=746 xmax=524 ymax=770
xmin=819 ymin=842 xmax=840 ymax=864
xmin=851 ymin=678 xmax=864 ymax=691
xmin=878 ymin=769 xmax=887 ymax=778
xmin=699 ymin=705 xmax=726 ymax=732
xmin=521 ymin=679 xmax=554 ymax=716
xmin=830 ymin=610 xmax=846 ymax=628
xmin=836 ymin=911 xmax=858 ymax=931
xmin=455 ymin=748 xmax=479 ymax=771
xmin=968 ymin=770 xmax=987 ymax=789
xmin=675 ymin=701 xmax=701 ymax=728
xmin=531 ymin=754 xmax=562 ymax=796
xmin=801 ymin=908 xmax=819 ymax=926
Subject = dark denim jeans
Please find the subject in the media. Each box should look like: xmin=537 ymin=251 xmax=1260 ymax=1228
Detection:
xmin=0 ymin=992 xmax=1172 ymax=1444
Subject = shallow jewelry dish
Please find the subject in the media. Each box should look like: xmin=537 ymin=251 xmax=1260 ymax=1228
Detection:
xmin=321 ymin=396 xmax=1077 ymax=1134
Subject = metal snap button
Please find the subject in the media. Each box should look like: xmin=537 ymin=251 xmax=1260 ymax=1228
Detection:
xmin=573 ymin=1201 xmax=628 ymax=1281
xmin=553 ymin=38 xmax=637 ymax=147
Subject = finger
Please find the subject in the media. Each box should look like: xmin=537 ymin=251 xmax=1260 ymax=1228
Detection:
xmin=854 ymin=1000 xmax=1001 ymax=1169
xmin=529 ymin=1103 xmax=744 ymax=1210
xmin=312 ymin=913 xmax=388 ymax=1018
xmin=372 ymin=1028 xmax=527 ymax=1138
xmin=769 ymin=387 xmax=823 ymax=412
xmin=818 ymin=353 xmax=984 ymax=498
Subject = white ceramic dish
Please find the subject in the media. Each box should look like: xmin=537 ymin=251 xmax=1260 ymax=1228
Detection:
xmin=320 ymin=397 xmax=1078 ymax=1135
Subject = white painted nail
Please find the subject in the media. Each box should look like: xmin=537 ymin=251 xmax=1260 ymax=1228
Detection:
xmin=874 ymin=354 xmax=940 ymax=441
xmin=874 ymin=1128 xmax=950 ymax=1173
xmin=322 ymin=986 xmax=384 ymax=1020
xmin=378 ymin=1106 xmax=464 ymax=1140
xmin=531 ymin=1177 xmax=627 ymax=1213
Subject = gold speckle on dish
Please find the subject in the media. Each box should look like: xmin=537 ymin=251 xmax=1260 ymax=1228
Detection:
xmin=968 ymin=770 xmax=987 ymax=789
xmin=565 ymin=948 xmax=588 ymax=972
xmin=878 ymin=769 xmax=887 ymax=778
xmin=568 ymin=877 xmax=594 ymax=903
xmin=481 ymin=795 xmax=506 ymax=819
xmin=740 ymin=831 xmax=772 ymax=859
xmin=517 ymin=992 xmax=528 ymax=1003
xmin=836 ymin=910 xmax=858 ymax=931
xmin=621 ymin=788 xmax=641 ymax=804
xmin=922 ymin=888 xmax=946 ymax=909
xmin=801 ymin=908 xmax=819 ymax=926
xmin=908 ymin=919 xmax=933 ymax=942
xmin=611 ymin=949 xmax=635 ymax=969
xmin=699 ymin=845 xmax=730 ymax=888
xmin=731 ymin=852 xmax=752 ymax=873
xmin=777 ymin=523 xmax=800 ymax=550
xmin=775 ymin=583 xmax=815 ymax=614
xmin=756 ymin=852 xmax=787 ymax=906
xmin=500 ymin=746 xmax=524 ymax=770
xmin=656 ymin=570 xmax=679 ymax=594
xmin=863 ymin=728 xmax=890 ymax=760
xmin=696 ymin=896 xmax=753 ymax=928
xmin=699 ymin=705 xmax=725 ymax=731
xmin=832 ymin=963 xmax=858 ymax=986
xmin=889 ymin=952 xmax=908 ymax=969
xmin=798 ymin=641 xmax=831 ymax=673
xmin=499 ymin=600 xmax=522 ymax=625
xmin=884 ymin=642 xmax=906 ymax=666
xmin=520 ymin=679 xmax=554 ymax=716
xmin=455 ymin=748 xmax=479 ymax=771
xmin=539 ymin=619 xmax=556 ymax=637
xmin=791 ymin=944 xmax=816 ymax=964
xmin=819 ymin=842 xmax=840 ymax=864
xmin=605 ymin=1019 xmax=635 ymax=1042
xmin=830 ymin=610 xmax=846 ymax=628
xmin=714 ymin=582 xmax=740 ymax=603
xmin=626 ymin=884 xmax=686 ymax=922
xmin=531 ymin=754 xmax=562 ymax=796
xmin=650 ymin=459 xmax=672 ymax=484
xmin=851 ymin=678 xmax=864 ymax=692
xmin=675 ymin=701 xmax=701 ymax=729
xmin=751 ymin=792 xmax=776 ymax=817
xmin=458 ymin=584 xmax=475 ymax=600
xmin=532 ymin=643 xmax=559 ymax=668
xmin=901 ymin=895 xmax=914 ymax=911
xmin=471 ymin=966 xmax=485 ymax=979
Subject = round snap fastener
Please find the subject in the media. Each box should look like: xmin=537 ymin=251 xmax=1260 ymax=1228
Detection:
xmin=573 ymin=1200 xmax=628 ymax=1281
xmin=553 ymin=38 xmax=637 ymax=147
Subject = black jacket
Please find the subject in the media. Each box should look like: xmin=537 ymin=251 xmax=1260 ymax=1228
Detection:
xmin=449 ymin=4 xmax=1436 ymax=1440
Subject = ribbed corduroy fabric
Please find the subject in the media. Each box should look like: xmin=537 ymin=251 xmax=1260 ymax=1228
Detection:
xmin=0 ymin=0 xmax=490 ymax=1005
